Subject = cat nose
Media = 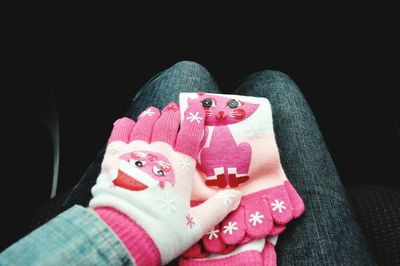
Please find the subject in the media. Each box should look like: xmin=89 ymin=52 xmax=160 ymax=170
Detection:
xmin=218 ymin=111 xmax=225 ymax=116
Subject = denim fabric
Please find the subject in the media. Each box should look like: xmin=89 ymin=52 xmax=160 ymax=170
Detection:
xmin=0 ymin=205 xmax=133 ymax=266
xmin=234 ymin=71 xmax=376 ymax=265
xmin=35 ymin=61 xmax=375 ymax=265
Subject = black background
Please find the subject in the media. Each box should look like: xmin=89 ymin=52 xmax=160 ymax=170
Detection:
xmin=3 ymin=8 xmax=399 ymax=251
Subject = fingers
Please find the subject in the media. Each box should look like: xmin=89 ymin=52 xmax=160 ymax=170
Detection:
xmin=242 ymin=196 xmax=273 ymax=240
xmin=151 ymin=102 xmax=180 ymax=145
xmin=128 ymin=102 xmax=204 ymax=152
xmin=268 ymin=224 xmax=286 ymax=236
xmin=220 ymin=205 xmax=246 ymax=244
xmin=202 ymin=224 xmax=227 ymax=253
xmin=175 ymin=102 xmax=205 ymax=159
xmin=264 ymin=186 xmax=294 ymax=224
xmin=191 ymin=190 xmax=242 ymax=237
xmin=284 ymin=180 xmax=305 ymax=218
xmin=129 ymin=107 xmax=160 ymax=142
xmin=108 ymin=117 xmax=135 ymax=144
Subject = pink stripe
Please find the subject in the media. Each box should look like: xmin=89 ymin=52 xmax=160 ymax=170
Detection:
xmin=95 ymin=207 xmax=161 ymax=266
xmin=179 ymin=249 xmax=263 ymax=266
xmin=262 ymin=242 xmax=277 ymax=266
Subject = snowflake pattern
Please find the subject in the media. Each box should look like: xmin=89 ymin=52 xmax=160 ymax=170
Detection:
xmin=208 ymin=228 xmax=219 ymax=240
xmin=186 ymin=214 xmax=195 ymax=228
xmin=158 ymin=192 xmax=177 ymax=214
xmin=223 ymin=221 xmax=238 ymax=235
xmin=186 ymin=112 xmax=203 ymax=123
xmin=179 ymin=157 xmax=193 ymax=170
xmin=141 ymin=108 xmax=155 ymax=117
xmin=271 ymin=199 xmax=286 ymax=213
xmin=216 ymin=191 xmax=236 ymax=206
xmin=249 ymin=211 xmax=264 ymax=226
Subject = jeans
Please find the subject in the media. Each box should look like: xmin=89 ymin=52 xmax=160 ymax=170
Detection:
xmin=3 ymin=61 xmax=376 ymax=265
xmin=1 ymin=205 xmax=133 ymax=265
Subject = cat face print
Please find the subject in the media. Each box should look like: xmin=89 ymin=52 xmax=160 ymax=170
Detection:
xmin=188 ymin=93 xmax=259 ymax=126
xmin=113 ymin=150 xmax=175 ymax=191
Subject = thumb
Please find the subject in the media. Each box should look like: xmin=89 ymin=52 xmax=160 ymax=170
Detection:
xmin=191 ymin=190 xmax=242 ymax=236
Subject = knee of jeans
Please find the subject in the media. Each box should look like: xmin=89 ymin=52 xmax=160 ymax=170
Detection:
xmin=169 ymin=60 xmax=211 ymax=76
xmin=253 ymin=70 xmax=295 ymax=87
xmin=243 ymin=70 xmax=304 ymax=100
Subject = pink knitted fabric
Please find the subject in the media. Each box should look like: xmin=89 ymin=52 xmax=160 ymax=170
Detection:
xmin=90 ymin=102 xmax=243 ymax=265
xmin=179 ymin=93 xmax=305 ymax=250
xmin=108 ymin=118 xmax=136 ymax=144
xmin=130 ymin=106 xmax=161 ymax=142
xmin=95 ymin=207 xmax=161 ymax=266
xmin=180 ymin=238 xmax=277 ymax=266
xmin=181 ymin=250 xmax=262 ymax=266
xmin=151 ymin=102 xmax=181 ymax=145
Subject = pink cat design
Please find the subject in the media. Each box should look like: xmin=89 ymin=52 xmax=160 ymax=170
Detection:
xmin=189 ymin=93 xmax=259 ymax=188
xmin=113 ymin=150 xmax=175 ymax=191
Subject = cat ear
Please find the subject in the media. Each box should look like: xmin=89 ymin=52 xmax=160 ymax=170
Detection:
xmin=188 ymin=93 xmax=203 ymax=102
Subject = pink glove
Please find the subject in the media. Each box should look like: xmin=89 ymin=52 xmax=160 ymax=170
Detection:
xmin=89 ymin=102 xmax=242 ymax=265
xmin=179 ymin=93 xmax=304 ymax=249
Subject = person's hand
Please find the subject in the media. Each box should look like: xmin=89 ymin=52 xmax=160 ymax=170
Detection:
xmin=89 ymin=102 xmax=242 ymax=265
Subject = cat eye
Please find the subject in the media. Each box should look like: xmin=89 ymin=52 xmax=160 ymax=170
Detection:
xmin=129 ymin=159 xmax=146 ymax=167
xmin=153 ymin=166 xmax=165 ymax=176
xmin=134 ymin=160 xmax=145 ymax=167
xmin=227 ymin=99 xmax=239 ymax=108
xmin=202 ymin=98 xmax=214 ymax=108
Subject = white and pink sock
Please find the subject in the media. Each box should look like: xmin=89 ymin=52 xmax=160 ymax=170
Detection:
xmin=179 ymin=93 xmax=305 ymax=263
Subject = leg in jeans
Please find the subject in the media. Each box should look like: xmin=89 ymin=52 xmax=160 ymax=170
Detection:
xmin=234 ymin=71 xmax=376 ymax=265
xmin=62 ymin=61 xmax=221 ymax=209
